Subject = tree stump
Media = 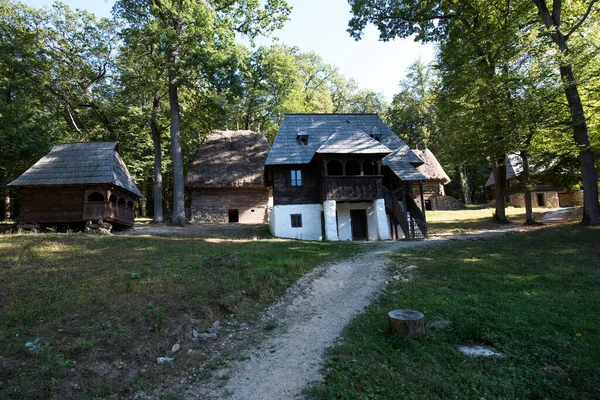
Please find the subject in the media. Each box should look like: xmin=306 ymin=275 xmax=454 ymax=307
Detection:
xmin=388 ymin=310 xmax=426 ymax=338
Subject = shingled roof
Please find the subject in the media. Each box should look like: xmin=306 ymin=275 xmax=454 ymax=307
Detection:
xmin=266 ymin=114 xmax=425 ymax=181
xmin=316 ymin=122 xmax=392 ymax=155
xmin=8 ymin=142 xmax=142 ymax=197
xmin=186 ymin=130 xmax=270 ymax=188
xmin=485 ymin=153 xmax=523 ymax=186
xmin=413 ymin=149 xmax=451 ymax=184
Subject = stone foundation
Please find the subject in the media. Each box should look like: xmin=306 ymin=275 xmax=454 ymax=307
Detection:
xmin=558 ymin=191 xmax=584 ymax=207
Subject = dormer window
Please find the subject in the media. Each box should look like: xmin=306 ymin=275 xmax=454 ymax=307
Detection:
xmin=296 ymin=126 xmax=309 ymax=145
xmin=370 ymin=127 xmax=382 ymax=142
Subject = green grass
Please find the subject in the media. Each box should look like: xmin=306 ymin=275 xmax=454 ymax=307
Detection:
xmin=427 ymin=206 xmax=558 ymax=236
xmin=308 ymin=224 xmax=600 ymax=399
xmin=0 ymin=233 xmax=360 ymax=399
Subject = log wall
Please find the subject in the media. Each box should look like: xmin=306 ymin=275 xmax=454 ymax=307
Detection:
xmin=190 ymin=187 xmax=271 ymax=223
xmin=272 ymin=163 xmax=321 ymax=205
xmin=20 ymin=187 xmax=85 ymax=223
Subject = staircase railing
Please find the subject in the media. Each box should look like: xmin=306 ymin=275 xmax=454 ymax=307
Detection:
xmin=382 ymin=186 xmax=427 ymax=240
xmin=382 ymin=186 xmax=408 ymax=238
xmin=405 ymin=193 xmax=427 ymax=238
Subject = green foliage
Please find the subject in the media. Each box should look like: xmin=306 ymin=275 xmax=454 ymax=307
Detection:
xmin=385 ymin=59 xmax=437 ymax=150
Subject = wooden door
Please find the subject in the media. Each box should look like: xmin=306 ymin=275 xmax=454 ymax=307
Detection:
xmin=350 ymin=209 xmax=368 ymax=240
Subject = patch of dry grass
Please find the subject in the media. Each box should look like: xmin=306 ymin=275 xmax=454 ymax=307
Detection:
xmin=427 ymin=206 xmax=555 ymax=236
xmin=0 ymin=233 xmax=359 ymax=399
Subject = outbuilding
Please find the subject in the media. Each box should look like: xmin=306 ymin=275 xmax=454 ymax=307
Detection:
xmin=185 ymin=130 xmax=272 ymax=224
xmin=8 ymin=142 xmax=142 ymax=227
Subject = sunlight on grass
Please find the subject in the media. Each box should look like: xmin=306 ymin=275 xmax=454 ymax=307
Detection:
xmin=309 ymin=225 xmax=600 ymax=400
xmin=0 ymin=233 xmax=361 ymax=399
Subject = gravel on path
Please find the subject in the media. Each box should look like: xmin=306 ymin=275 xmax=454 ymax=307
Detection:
xmin=187 ymin=228 xmax=516 ymax=400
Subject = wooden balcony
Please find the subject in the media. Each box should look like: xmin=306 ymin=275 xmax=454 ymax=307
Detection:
xmin=83 ymin=202 xmax=135 ymax=227
xmin=322 ymin=176 xmax=383 ymax=202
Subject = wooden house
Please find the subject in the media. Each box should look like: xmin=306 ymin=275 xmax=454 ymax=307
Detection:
xmin=265 ymin=114 xmax=428 ymax=241
xmin=185 ymin=130 xmax=272 ymax=223
xmin=411 ymin=149 xmax=451 ymax=210
xmin=485 ymin=153 xmax=583 ymax=208
xmin=8 ymin=142 xmax=142 ymax=227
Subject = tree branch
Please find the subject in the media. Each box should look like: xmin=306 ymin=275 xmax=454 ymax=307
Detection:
xmin=565 ymin=0 xmax=598 ymax=39
xmin=552 ymin=0 xmax=561 ymax=27
xmin=532 ymin=0 xmax=555 ymax=28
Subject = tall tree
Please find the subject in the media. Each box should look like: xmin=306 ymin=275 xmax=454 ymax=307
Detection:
xmin=347 ymin=0 xmax=600 ymax=225
xmin=531 ymin=0 xmax=600 ymax=224
xmin=114 ymin=0 xmax=291 ymax=225
xmin=386 ymin=59 xmax=436 ymax=149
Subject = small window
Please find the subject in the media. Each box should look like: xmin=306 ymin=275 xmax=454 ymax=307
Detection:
xmin=228 ymin=209 xmax=239 ymax=223
xmin=297 ymin=135 xmax=309 ymax=145
xmin=127 ymin=201 xmax=134 ymax=210
xmin=370 ymin=127 xmax=382 ymax=142
xmin=118 ymin=198 xmax=126 ymax=206
xmin=291 ymin=170 xmax=302 ymax=187
xmin=296 ymin=127 xmax=309 ymax=145
xmin=87 ymin=192 xmax=104 ymax=202
xmin=290 ymin=214 xmax=302 ymax=228
xmin=109 ymin=194 xmax=117 ymax=203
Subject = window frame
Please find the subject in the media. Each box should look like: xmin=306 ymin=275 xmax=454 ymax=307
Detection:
xmin=290 ymin=169 xmax=303 ymax=187
xmin=290 ymin=213 xmax=302 ymax=228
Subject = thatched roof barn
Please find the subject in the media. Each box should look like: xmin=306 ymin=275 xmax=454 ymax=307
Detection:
xmin=411 ymin=149 xmax=452 ymax=210
xmin=185 ymin=131 xmax=272 ymax=223
xmin=8 ymin=142 xmax=141 ymax=227
xmin=413 ymin=149 xmax=451 ymax=185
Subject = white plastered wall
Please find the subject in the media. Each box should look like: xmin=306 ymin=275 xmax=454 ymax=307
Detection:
xmin=335 ymin=202 xmax=379 ymax=241
xmin=269 ymin=204 xmax=323 ymax=241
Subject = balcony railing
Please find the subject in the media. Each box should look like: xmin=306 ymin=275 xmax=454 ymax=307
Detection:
xmin=322 ymin=176 xmax=383 ymax=202
xmin=83 ymin=202 xmax=135 ymax=226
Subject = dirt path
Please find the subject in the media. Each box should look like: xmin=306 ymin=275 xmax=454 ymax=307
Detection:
xmin=184 ymin=227 xmax=519 ymax=400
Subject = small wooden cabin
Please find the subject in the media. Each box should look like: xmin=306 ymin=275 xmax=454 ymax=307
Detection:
xmin=485 ymin=153 xmax=583 ymax=208
xmin=185 ymin=130 xmax=272 ymax=223
xmin=8 ymin=142 xmax=142 ymax=227
xmin=411 ymin=149 xmax=451 ymax=210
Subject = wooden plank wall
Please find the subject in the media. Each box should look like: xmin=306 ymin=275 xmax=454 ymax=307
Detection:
xmin=272 ymin=163 xmax=321 ymax=205
xmin=20 ymin=187 xmax=84 ymax=222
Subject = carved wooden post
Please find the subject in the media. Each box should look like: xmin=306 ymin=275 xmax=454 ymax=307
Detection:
xmin=388 ymin=310 xmax=425 ymax=338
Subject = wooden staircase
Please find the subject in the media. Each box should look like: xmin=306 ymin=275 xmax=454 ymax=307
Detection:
xmin=382 ymin=186 xmax=427 ymax=240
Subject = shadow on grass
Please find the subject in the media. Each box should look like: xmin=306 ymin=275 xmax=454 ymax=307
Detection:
xmin=0 ymin=234 xmax=359 ymax=399
xmin=308 ymin=224 xmax=600 ymax=400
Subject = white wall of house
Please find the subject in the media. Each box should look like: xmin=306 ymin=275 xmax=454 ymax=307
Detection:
xmin=269 ymin=204 xmax=323 ymax=241
xmin=373 ymin=198 xmax=390 ymax=240
xmin=336 ymin=202 xmax=378 ymax=241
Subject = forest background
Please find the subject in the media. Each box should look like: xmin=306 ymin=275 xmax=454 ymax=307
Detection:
xmin=1 ymin=0 xmax=599 ymax=224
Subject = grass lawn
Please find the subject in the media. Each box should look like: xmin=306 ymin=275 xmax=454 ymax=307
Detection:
xmin=427 ymin=206 xmax=561 ymax=236
xmin=0 ymin=233 xmax=359 ymax=399
xmin=308 ymin=224 xmax=600 ymax=399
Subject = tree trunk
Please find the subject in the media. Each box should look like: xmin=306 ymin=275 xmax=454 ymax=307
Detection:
xmin=459 ymin=165 xmax=472 ymax=204
xmin=168 ymin=45 xmax=187 ymax=226
xmin=521 ymin=150 xmax=535 ymax=225
xmin=139 ymin=182 xmax=148 ymax=218
xmin=531 ymin=1 xmax=600 ymax=225
xmin=559 ymin=62 xmax=600 ymax=225
xmin=151 ymin=94 xmax=164 ymax=223
xmin=2 ymin=187 xmax=9 ymax=221
xmin=492 ymin=157 xmax=508 ymax=223
xmin=388 ymin=310 xmax=425 ymax=338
